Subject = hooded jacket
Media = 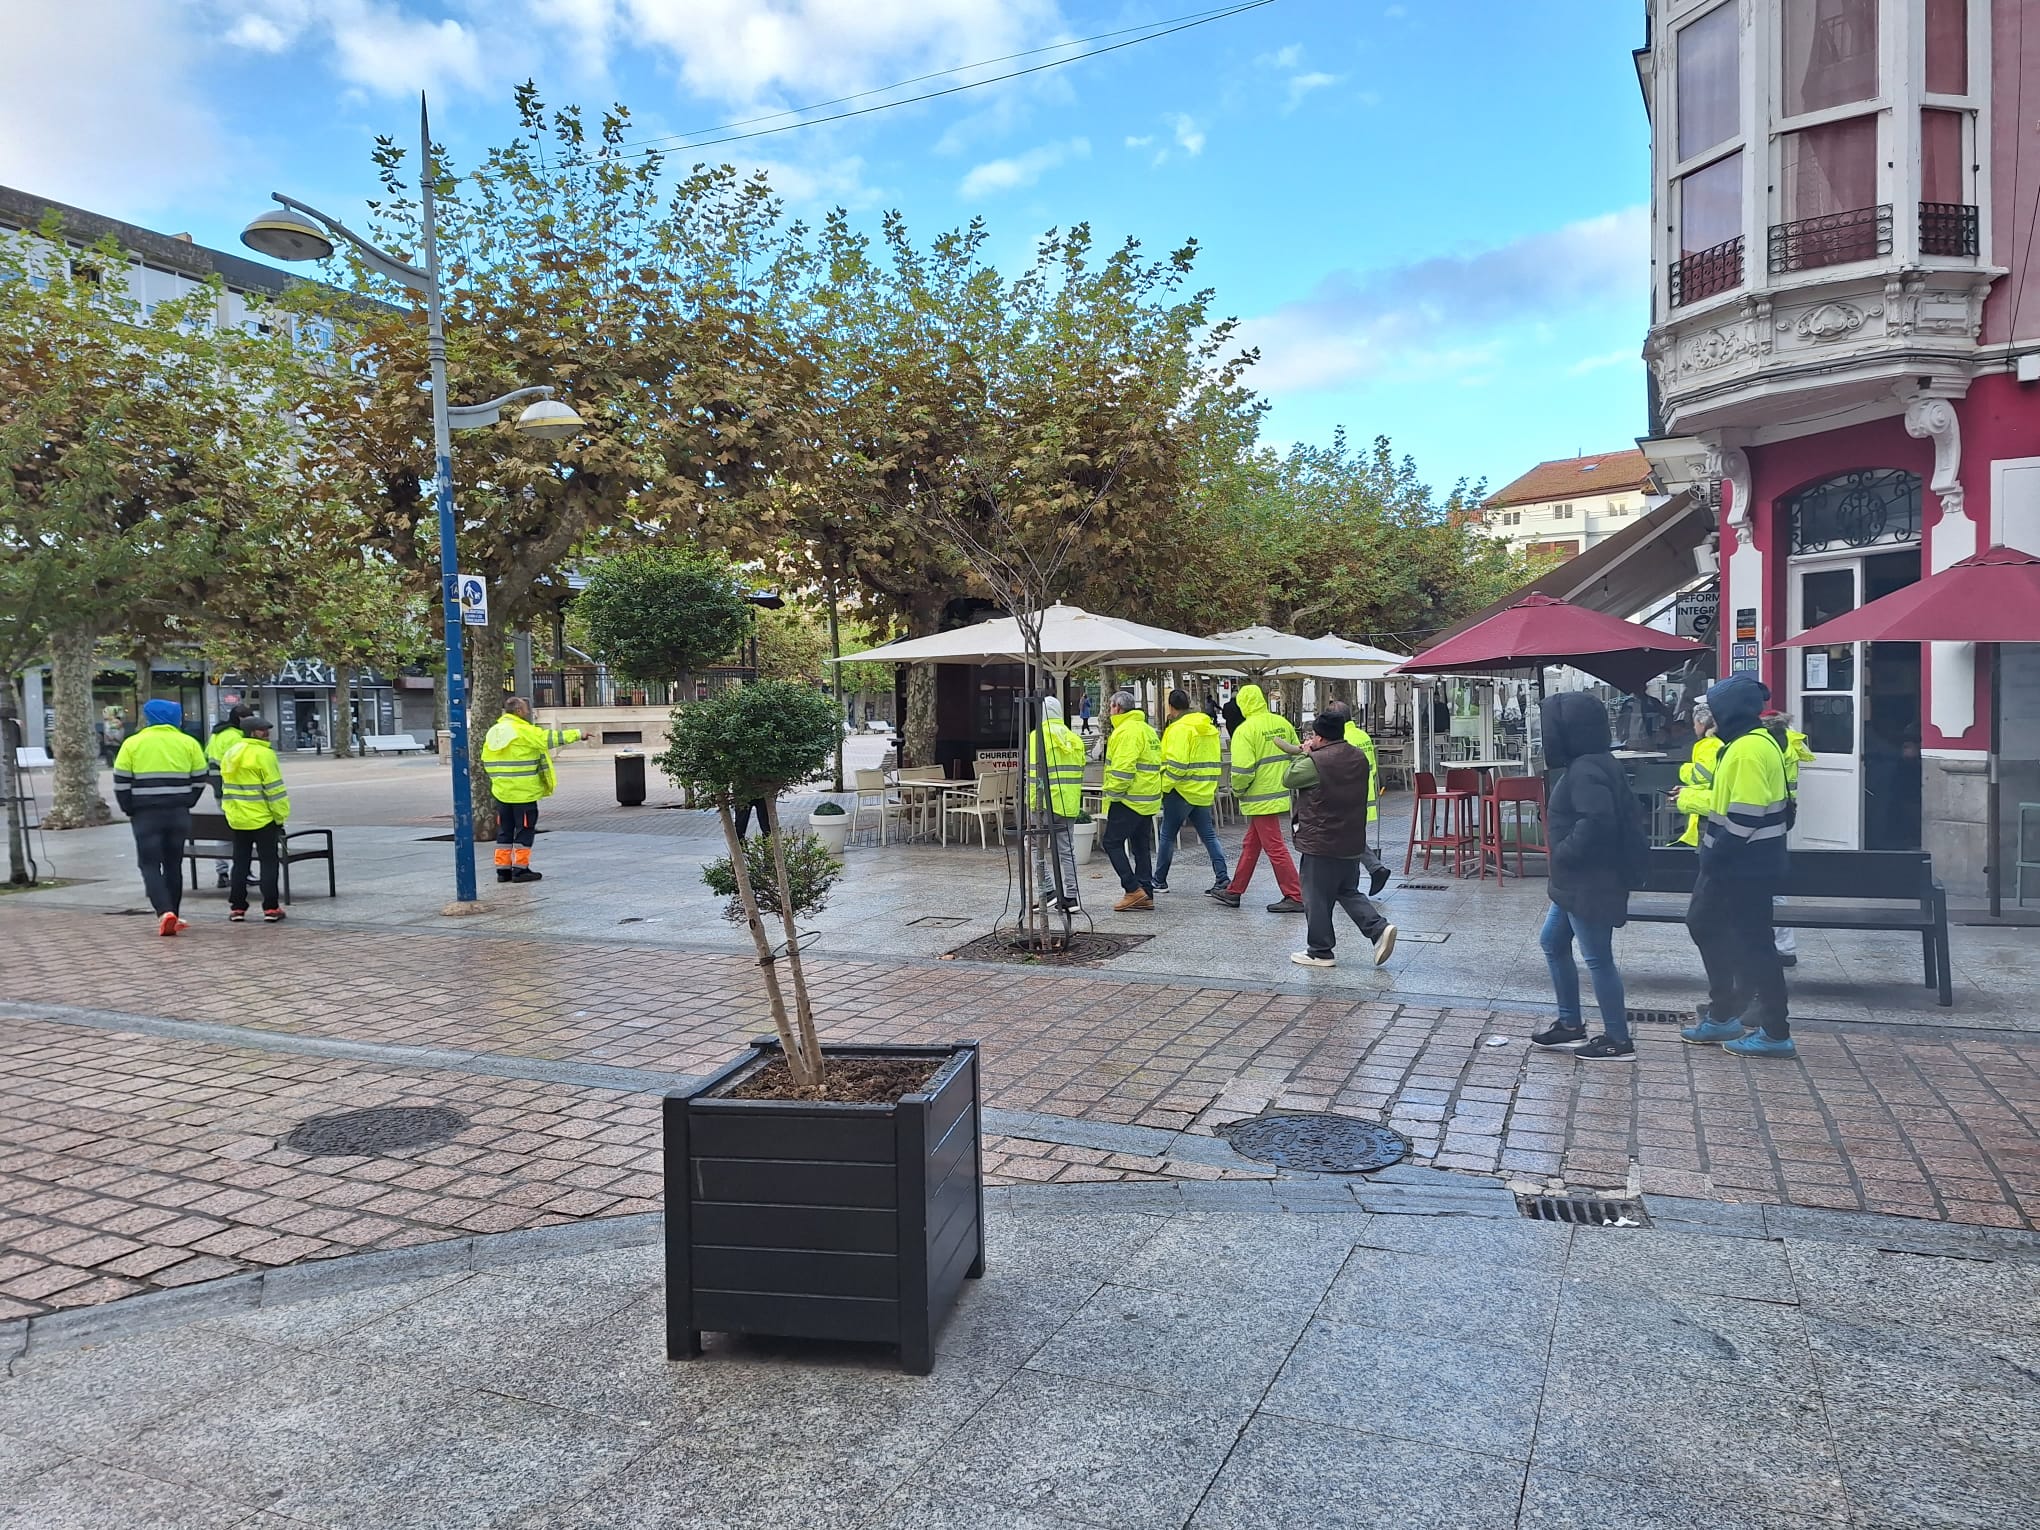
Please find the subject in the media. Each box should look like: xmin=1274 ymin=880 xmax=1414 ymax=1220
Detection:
xmin=1541 ymin=692 xmax=1644 ymax=928
xmin=481 ymin=712 xmax=585 ymax=803
xmin=1696 ymin=675 xmax=1789 ymax=883
xmin=1028 ymin=698 xmax=1086 ymax=817
xmin=1226 ymin=685 xmax=1299 ymax=817
xmin=111 ymin=702 xmax=209 ymax=816
xmin=1102 ymin=708 xmax=1163 ymax=816
xmin=1160 ymin=708 xmax=1223 ymax=807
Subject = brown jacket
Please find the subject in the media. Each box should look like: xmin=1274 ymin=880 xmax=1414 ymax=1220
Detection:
xmin=1293 ymin=739 xmax=1372 ymax=858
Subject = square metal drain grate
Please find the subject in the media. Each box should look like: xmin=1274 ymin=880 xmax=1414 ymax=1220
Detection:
xmin=908 ymin=915 xmax=968 ymax=928
xmin=1398 ymin=932 xmax=1450 ymax=944
xmin=1396 ymin=882 xmax=1450 ymax=891
xmin=1517 ymin=1193 xmax=1649 ymax=1227
xmin=1625 ymin=1008 xmax=1690 ymax=1026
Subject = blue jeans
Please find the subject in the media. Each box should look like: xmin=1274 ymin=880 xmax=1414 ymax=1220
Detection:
xmin=1155 ymin=792 xmax=1227 ymax=887
xmin=1540 ymin=902 xmax=1629 ymax=1042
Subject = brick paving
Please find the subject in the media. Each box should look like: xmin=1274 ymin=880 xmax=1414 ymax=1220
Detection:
xmin=1 ymin=899 xmax=2037 ymax=1317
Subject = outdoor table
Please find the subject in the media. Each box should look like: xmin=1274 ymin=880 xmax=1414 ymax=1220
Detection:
xmin=931 ymin=780 xmax=987 ymax=846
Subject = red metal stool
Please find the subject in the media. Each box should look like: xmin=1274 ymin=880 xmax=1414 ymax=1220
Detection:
xmin=1479 ymin=774 xmax=1547 ymax=884
xmin=1405 ymin=770 xmax=1477 ymax=875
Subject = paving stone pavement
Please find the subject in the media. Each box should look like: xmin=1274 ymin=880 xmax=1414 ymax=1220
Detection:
xmin=1 ymin=1192 xmax=2035 ymax=1529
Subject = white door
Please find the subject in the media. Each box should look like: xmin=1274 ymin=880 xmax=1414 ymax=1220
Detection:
xmin=1788 ymin=561 xmax=1861 ymax=849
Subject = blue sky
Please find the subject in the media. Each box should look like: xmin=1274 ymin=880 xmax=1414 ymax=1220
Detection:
xmin=4 ymin=0 xmax=1650 ymax=495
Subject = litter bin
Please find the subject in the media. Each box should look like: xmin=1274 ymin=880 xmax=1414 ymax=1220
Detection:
xmin=614 ymin=750 xmax=646 ymax=807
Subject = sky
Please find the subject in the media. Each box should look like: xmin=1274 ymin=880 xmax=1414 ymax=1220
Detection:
xmin=2 ymin=0 xmax=1652 ymax=497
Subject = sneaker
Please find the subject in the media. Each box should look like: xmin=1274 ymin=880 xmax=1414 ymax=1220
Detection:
xmin=1680 ymin=1014 xmax=1749 ymax=1046
xmin=1207 ymin=888 xmax=1241 ymax=907
xmin=1291 ymin=951 xmax=1337 ymax=968
xmin=228 ymin=909 xmax=246 ymax=923
xmin=1722 ymin=1031 xmax=1798 ymax=1060
xmin=510 ymin=869 xmax=544 ymax=883
xmin=1267 ymin=897 xmax=1305 ymax=913
xmin=216 ymin=870 xmax=230 ymax=890
xmin=1368 ymin=865 xmax=1392 ymax=897
xmin=1112 ymin=889 xmax=1153 ymax=912
xmin=262 ymin=907 xmax=286 ymax=923
xmin=1209 ymin=878 xmax=1230 ymax=894
xmin=1372 ymin=924 xmax=1397 ymax=966
xmin=1055 ymin=898 xmax=1082 ymax=914
xmin=157 ymin=912 xmax=179 ymax=938
xmin=173 ymin=918 xmax=189 ymax=933
xmin=1577 ymin=1035 xmax=1637 ymax=1061
xmin=496 ymin=869 xmax=514 ymax=883
xmin=1531 ymin=1023 xmax=1589 ymax=1050
xmin=1152 ymin=880 xmax=1169 ymax=893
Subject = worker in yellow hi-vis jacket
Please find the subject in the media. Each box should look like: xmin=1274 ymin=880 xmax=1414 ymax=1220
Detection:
xmin=481 ymin=697 xmax=585 ymax=883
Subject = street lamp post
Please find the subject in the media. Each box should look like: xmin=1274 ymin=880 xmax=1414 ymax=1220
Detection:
xmin=243 ymin=94 xmax=582 ymax=904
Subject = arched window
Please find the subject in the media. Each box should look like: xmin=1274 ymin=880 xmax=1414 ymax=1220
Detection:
xmin=1783 ymin=469 xmax=1921 ymax=555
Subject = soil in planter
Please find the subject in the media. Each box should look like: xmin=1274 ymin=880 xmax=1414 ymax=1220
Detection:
xmin=723 ymin=1055 xmax=944 ymax=1103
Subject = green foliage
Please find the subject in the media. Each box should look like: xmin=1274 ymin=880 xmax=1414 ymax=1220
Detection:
xmin=810 ymin=800 xmax=847 ymax=816
xmin=702 ymin=830 xmax=844 ymax=923
xmin=579 ymin=547 xmax=755 ymax=684
xmin=753 ymin=604 xmax=828 ymax=685
xmin=655 ymin=679 xmax=841 ymax=801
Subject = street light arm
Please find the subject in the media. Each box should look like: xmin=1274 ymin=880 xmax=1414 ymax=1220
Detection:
xmin=268 ymin=192 xmax=429 ymax=287
xmin=445 ymin=386 xmax=556 ymax=432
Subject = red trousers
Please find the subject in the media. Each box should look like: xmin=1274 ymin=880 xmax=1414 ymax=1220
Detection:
xmin=1229 ymin=814 xmax=1300 ymax=901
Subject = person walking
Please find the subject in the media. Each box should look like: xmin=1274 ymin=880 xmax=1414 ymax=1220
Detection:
xmin=205 ymin=702 xmax=256 ymax=888
xmin=1155 ymin=688 xmax=1227 ymax=894
xmin=1028 ymin=696 xmax=1088 ymax=912
xmin=1286 ymin=713 xmax=1396 ymax=968
xmin=1317 ymin=700 xmax=1390 ymax=896
xmin=1530 ymin=693 xmax=1647 ymax=1060
xmin=219 ymin=715 xmax=290 ymax=923
xmin=1671 ymin=704 xmax=1721 ymax=846
xmin=480 ymin=697 xmax=586 ymax=883
xmin=111 ymin=699 xmax=210 ymax=937
xmin=1679 ymin=675 xmax=1796 ymax=1059
xmin=1761 ymin=709 xmax=1814 ymax=968
xmin=1100 ymin=689 xmax=1163 ymax=911
xmin=1209 ymin=683 xmax=1303 ymax=912
xmin=1078 ymin=692 xmax=1093 ymax=736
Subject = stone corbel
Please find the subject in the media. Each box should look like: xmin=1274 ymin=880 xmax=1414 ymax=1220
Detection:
xmin=1904 ymin=395 xmax=1967 ymax=529
xmin=1707 ymin=443 xmax=1753 ymax=530
xmin=1905 ymin=395 xmax=1979 ymax=741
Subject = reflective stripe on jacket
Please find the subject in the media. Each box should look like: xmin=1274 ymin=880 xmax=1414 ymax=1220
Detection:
xmin=1226 ymin=684 xmax=1297 ymax=817
xmin=112 ymin=725 xmax=209 ymax=816
xmin=220 ymin=738 xmax=290 ymax=829
xmin=1343 ymin=722 xmax=1380 ymax=824
xmin=1102 ymin=710 xmax=1163 ymax=817
xmin=1160 ymin=710 xmax=1223 ymax=808
xmin=481 ymin=713 xmax=585 ymax=803
xmin=1673 ymin=733 xmax=1724 ymax=847
xmin=1027 ymin=718 xmax=1087 ymax=817
xmin=1698 ymin=728 xmax=1789 ymax=882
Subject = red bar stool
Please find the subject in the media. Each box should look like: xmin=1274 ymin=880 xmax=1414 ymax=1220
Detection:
xmin=1405 ymin=770 xmax=1477 ymax=875
xmin=1480 ymin=774 xmax=1547 ymax=884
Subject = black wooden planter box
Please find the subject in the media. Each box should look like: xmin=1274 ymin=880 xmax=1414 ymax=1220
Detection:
xmin=663 ymin=1039 xmax=984 ymax=1375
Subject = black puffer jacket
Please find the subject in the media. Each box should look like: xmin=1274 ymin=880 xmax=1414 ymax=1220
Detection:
xmin=1541 ymin=692 xmax=1642 ymax=928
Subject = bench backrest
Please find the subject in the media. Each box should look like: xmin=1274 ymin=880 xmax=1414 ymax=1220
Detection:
xmin=1645 ymin=846 xmax=1935 ymax=901
xmin=190 ymin=810 xmax=232 ymax=839
xmin=365 ymin=734 xmax=423 ymax=747
xmin=14 ymin=747 xmax=53 ymax=769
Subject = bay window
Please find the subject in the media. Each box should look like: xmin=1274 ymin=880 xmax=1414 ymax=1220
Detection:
xmin=1669 ymin=3 xmax=1744 ymax=306
xmin=1770 ymin=0 xmax=1884 ymax=274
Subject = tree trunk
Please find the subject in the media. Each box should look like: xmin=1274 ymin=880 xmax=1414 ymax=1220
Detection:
xmin=905 ymin=664 xmax=937 ymax=770
xmin=720 ymin=801 xmax=816 ymax=1089
xmin=464 ymin=623 xmax=507 ymax=842
xmin=333 ymin=664 xmax=354 ymax=758
xmin=759 ymin=797 xmax=825 ymax=1086
xmin=45 ymin=628 xmax=110 ymax=829
xmin=1 ymin=686 xmax=27 ymax=884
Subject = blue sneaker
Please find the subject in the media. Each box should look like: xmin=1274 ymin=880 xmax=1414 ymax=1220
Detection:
xmin=1723 ymin=1031 xmax=1798 ymax=1060
xmin=1680 ymin=1011 xmax=1749 ymax=1046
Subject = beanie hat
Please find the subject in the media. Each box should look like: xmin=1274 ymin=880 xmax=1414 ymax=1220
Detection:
xmin=142 ymin=699 xmax=182 ymax=729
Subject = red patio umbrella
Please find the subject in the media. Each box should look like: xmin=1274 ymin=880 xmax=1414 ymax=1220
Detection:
xmin=1779 ymin=544 xmax=2040 ymax=916
xmin=1393 ymin=593 xmax=1708 ymax=693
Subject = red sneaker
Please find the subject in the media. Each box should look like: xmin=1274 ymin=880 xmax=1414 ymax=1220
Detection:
xmin=262 ymin=907 xmax=287 ymax=923
xmin=228 ymin=909 xmax=246 ymax=923
xmin=174 ymin=918 xmax=190 ymax=933
xmin=157 ymin=912 xmax=179 ymax=937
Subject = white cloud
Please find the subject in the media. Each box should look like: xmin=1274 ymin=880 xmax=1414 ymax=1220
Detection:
xmin=1170 ymin=115 xmax=1204 ymax=156
xmin=1568 ymin=348 xmax=1643 ymax=377
xmin=1234 ymin=206 xmax=1649 ymax=394
xmin=1257 ymin=43 xmax=1303 ymax=70
xmin=327 ymin=2 xmax=487 ymax=97
xmin=1286 ymin=71 xmax=1339 ymax=110
xmin=0 ymin=0 xmax=225 ymax=212
xmin=224 ymin=13 xmax=293 ymax=51
xmin=958 ymin=136 xmax=1087 ymax=198
xmin=1124 ymin=135 xmax=1155 ymax=149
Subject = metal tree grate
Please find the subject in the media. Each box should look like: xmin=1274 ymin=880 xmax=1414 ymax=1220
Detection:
xmin=908 ymin=915 xmax=969 ymax=928
xmin=1625 ymin=1008 xmax=1689 ymax=1027
xmin=1218 ymin=1113 xmax=1410 ymax=1175
xmin=282 ymin=1106 xmax=470 ymax=1158
xmin=1517 ymin=1193 xmax=1649 ymax=1227
xmin=1396 ymin=882 xmax=1450 ymax=892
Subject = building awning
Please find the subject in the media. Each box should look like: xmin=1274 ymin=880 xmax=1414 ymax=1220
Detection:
xmin=1425 ymin=490 xmax=1712 ymax=651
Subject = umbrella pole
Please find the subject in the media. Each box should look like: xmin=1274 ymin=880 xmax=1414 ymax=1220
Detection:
xmin=1990 ymin=641 xmax=2002 ymax=920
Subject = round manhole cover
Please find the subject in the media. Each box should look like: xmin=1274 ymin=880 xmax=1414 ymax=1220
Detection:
xmin=281 ymin=1106 xmax=470 ymax=1157
xmin=1218 ymin=1113 xmax=1410 ymax=1174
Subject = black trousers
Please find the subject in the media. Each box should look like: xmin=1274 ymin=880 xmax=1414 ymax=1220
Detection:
xmin=230 ymin=825 xmax=281 ymax=912
xmin=1101 ymin=802 xmax=1154 ymax=893
xmin=497 ymin=802 xmax=539 ymax=848
xmin=1685 ymin=869 xmax=1790 ymax=1038
xmin=735 ymin=798 xmax=769 ymax=840
xmin=131 ymin=807 xmax=190 ymax=916
xmin=1301 ymin=853 xmax=1388 ymax=958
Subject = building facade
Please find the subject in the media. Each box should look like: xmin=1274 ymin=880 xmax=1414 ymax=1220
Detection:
xmin=1639 ymin=0 xmax=2039 ymax=893
xmin=1471 ymin=450 xmax=1658 ymax=561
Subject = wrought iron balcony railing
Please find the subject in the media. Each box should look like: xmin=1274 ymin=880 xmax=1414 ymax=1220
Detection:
xmin=1768 ymin=203 xmax=1893 ymax=274
xmin=1920 ymin=202 xmax=1980 ymax=258
xmin=1669 ymin=235 xmax=1744 ymax=307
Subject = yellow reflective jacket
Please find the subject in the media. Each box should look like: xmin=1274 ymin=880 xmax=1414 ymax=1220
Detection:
xmin=1102 ymin=709 xmax=1163 ymax=817
xmin=1672 ymin=733 xmax=1724 ymax=847
xmin=1343 ymin=721 xmax=1380 ymax=824
xmin=1699 ymin=727 xmax=1790 ymax=881
xmin=1027 ymin=717 xmax=1087 ymax=818
xmin=220 ymin=738 xmax=290 ymax=829
xmin=1227 ymin=684 xmax=1298 ymax=817
xmin=112 ymin=725 xmax=210 ymax=816
xmin=1160 ymin=709 xmax=1223 ymax=808
xmin=1777 ymin=727 xmax=1814 ymax=787
xmin=481 ymin=713 xmax=585 ymax=803
xmin=205 ymin=724 xmax=245 ymax=803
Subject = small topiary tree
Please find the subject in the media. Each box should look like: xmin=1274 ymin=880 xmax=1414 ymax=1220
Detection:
xmin=702 ymin=832 xmax=843 ymax=923
xmin=579 ymin=547 xmax=755 ymax=696
xmin=657 ymin=679 xmax=843 ymax=1089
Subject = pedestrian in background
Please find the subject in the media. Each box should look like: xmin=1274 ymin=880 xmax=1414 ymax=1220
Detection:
xmin=1209 ymin=683 xmax=1303 ymax=912
xmin=1316 ymin=699 xmax=1391 ymax=896
xmin=1100 ymin=689 xmax=1162 ymax=911
xmin=112 ymin=699 xmax=210 ymax=937
xmin=220 ymin=715 xmax=290 ymax=923
xmin=1028 ymin=696 xmax=1087 ymax=912
xmin=480 ymin=696 xmax=585 ymax=883
xmin=1286 ymin=713 xmax=1396 ymax=968
xmin=1531 ymin=693 xmax=1647 ymax=1060
xmin=205 ymin=701 xmax=256 ymax=888
xmin=1155 ymin=688 xmax=1227 ymax=894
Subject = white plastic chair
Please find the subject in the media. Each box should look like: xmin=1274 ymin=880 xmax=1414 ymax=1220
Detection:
xmin=945 ymin=770 xmax=1015 ymax=848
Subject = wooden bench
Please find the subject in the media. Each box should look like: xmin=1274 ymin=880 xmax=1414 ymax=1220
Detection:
xmin=362 ymin=733 xmax=428 ymax=755
xmin=1628 ymin=847 xmax=1951 ymax=1006
xmin=184 ymin=810 xmax=336 ymax=903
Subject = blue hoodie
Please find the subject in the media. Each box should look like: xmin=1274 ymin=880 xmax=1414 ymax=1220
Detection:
xmin=1698 ymin=674 xmax=1788 ymax=881
xmin=142 ymin=699 xmax=183 ymax=729
xmin=1703 ymin=674 xmax=1768 ymax=745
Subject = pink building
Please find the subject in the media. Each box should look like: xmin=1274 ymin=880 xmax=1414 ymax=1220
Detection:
xmin=1639 ymin=0 xmax=2040 ymax=894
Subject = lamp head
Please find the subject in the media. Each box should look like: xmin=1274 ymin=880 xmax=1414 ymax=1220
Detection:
xmin=514 ymin=398 xmax=583 ymax=442
xmin=241 ymin=208 xmax=334 ymax=263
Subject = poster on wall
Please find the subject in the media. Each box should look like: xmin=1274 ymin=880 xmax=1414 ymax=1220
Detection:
xmin=1734 ymin=607 xmax=1757 ymax=642
xmin=1805 ymin=651 xmax=1829 ymax=689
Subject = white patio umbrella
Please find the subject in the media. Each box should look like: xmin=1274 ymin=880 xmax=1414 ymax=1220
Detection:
xmin=1193 ymin=625 xmax=1403 ymax=677
xmin=832 ymin=601 xmax=1254 ymax=681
